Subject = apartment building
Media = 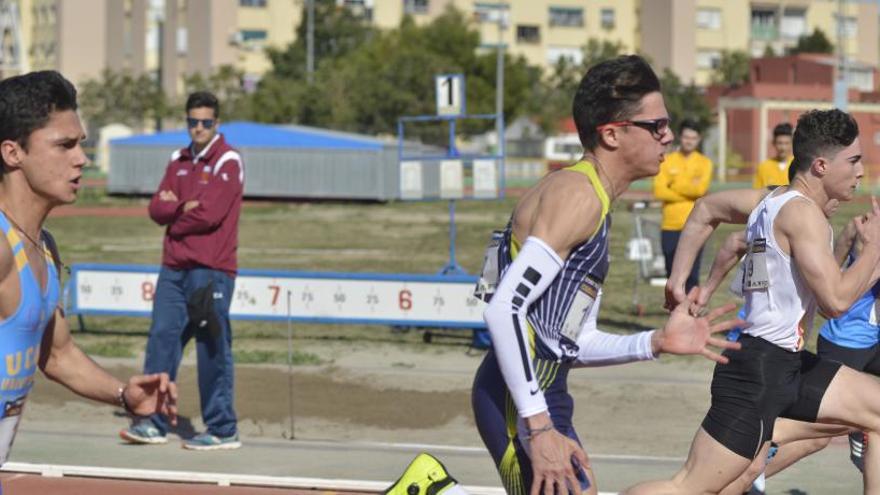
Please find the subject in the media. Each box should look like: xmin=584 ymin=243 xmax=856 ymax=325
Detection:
xmin=1 ymin=1 xmax=878 ymax=93
xmin=642 ymin=0 xmax=879 ymax=86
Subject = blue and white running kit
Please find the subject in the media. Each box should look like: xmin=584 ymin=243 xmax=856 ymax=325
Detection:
xmin=473 ymin=161 xmax=656 ymax=493
xmin=0 ymin=212 xmax=60 ymax=464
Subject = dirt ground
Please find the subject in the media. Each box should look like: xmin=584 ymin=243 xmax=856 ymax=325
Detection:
xmin=26 ymin=338 xmax=715 ymax=455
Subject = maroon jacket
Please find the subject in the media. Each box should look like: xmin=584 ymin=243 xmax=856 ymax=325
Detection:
xmin=148 ymin=134 xmax=243 ymax=276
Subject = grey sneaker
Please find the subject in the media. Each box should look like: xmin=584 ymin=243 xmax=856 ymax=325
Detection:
xmin=182 ymin=432 xmax=241 ymax=451
xmin=119 ymin=421 xmax=167 ymax=445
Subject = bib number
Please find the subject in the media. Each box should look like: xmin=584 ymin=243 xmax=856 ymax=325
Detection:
xmin=742 ymin=238 xmax=770 ymax=291
xmin=474 ymin=230 xmax=504 ymax=302
xmin=560 ymin=276 xmax=601 ymax=347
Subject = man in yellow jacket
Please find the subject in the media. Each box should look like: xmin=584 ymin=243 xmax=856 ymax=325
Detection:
xmin=654 ymin=119 xmax=713 ymax=292
xmin=753 ymin=122 xmax=794 ymax=189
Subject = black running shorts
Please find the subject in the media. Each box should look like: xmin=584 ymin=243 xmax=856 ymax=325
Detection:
xmin=701 ymin=335 xmax=841 ymax=459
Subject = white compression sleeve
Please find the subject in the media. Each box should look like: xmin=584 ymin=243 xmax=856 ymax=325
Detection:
xmin=572 ymin=292 xmax=657 ymax=367
xmin=483 ymin=236 xmax=563 ymax=418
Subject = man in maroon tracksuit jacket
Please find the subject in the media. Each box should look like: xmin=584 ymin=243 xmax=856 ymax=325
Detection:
xmin=120 ymin=91 xmax=243 ymax=450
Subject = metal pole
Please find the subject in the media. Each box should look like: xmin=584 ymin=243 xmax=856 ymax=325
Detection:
xmin=834 ymin=0 xmax=848 ymax=111
xmin=495 ymin=16 xmax=505 ymax=196
xmin=155 ymin=19 xmax=164 ymax=132
xmin=306 ymin=0 xmax=315 ymax=84
xmin=284 ymin=290 xmax=296 ymax=440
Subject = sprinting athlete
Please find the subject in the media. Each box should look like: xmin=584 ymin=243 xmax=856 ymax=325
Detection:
xmin=625 ymin=109 xmax=880 ymax=495
xmin=0 ymin=71 xmax=178 ymax=464
xmin=702 ymin=215 xmax=879 ymax=494
xmin=472 ymin=55 xmax=742 ymax=495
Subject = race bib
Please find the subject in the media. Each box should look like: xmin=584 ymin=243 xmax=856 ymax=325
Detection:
xmin=742 ymin=238 xmax=770 ymax=291
xmin=729 ymin=260 xmax=745 ymax=297
xmin=474 ymin=230 xmax=504 ymax=302
xmin=560 ymin=276 xmax=601 ymax=345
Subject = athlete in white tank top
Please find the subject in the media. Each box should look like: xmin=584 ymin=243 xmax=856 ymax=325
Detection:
xmin=742 ymin=189 xmax=825 ymax=351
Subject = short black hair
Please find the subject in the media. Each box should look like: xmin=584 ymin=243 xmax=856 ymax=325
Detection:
xmin=773 ymin=122 xmax=793 ymax=139
xmin=0 ymin=70 xmax=77 ymax=159
xmin=790 ymin=109 xmax=858 ymax=180
xmin=572 ymin=55 xmax=661 ymax=150
xmin=185 ymin=91 xmax=220 ymax=118
xmin=679 ymin=119 xmax=700 ymax=135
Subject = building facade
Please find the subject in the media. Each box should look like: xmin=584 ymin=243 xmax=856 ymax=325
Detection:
xmin=1 ymin=1 xmax=878 ymax=93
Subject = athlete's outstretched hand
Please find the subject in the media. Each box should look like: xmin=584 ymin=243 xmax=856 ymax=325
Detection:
xmin=122 ymin=373 xmax=179 ymax=425
xmin=528 ymin=422 xmax=590 ymax=495
xmin=855 ymin=196 xmax=880 ymax=248
xmin=653 ymin=288 xmax=743 ymax=364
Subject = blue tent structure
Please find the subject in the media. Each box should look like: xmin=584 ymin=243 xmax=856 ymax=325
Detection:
xmin=108 ymin=122 xmax=424 ymax=200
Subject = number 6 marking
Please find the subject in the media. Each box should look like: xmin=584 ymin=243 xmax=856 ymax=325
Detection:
xmin=399 ymin=289 xmax=412 ymax=311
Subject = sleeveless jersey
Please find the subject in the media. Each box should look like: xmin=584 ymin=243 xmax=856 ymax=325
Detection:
xmin=497 ymin=161 xmax=611 ymax=362
xmin=742 ymin=189 xmax=820 ymax=351
xmin=0 ymin=212 xmax=60 ymax=464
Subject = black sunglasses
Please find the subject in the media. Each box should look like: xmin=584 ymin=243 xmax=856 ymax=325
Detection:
xmin=597 ymin=118 xmax=671 ymax=139
xmin=187 ymin=118 xmax=215 ymax=129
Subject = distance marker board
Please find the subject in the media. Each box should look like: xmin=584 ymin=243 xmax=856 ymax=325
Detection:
xmin=68 ymin=264 xmax=487 ymax=328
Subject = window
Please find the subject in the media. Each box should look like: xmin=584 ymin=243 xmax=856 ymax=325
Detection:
xmin=600 ymin=8 xmax=615 ymax=29
xmin=836 ymin=15 xmax=857 ymax=38
xmin=547 ymin=46 xmax=582 ymax=65
xmin=696 ymin=8 xmax=721 ymax=30
xmin=751 ymin=9 xmax=777 ymax=40
xmin=404 ymin=0 xmax=428 ymax=14
xmin=548 ymin=7 xmax=583 ymax=27
xmin=239 ymin=0 xmax=266 ymax=6
xmin=240 ymin=29 xmax=267 ymax=42
xmin=340 ymin=0 xmax=374 ymax=20
xmin=780 ymin=8 xmax=806 ymax=39
xmin=474 ymin=2 xmax=509 ymax=24
xmin=176 ymin=27 xmax=187 ymax=55
xmin=696 ymin=50 xmax=721 ymax=70
xmin=516 ymin=25 xmax=540 ymax=44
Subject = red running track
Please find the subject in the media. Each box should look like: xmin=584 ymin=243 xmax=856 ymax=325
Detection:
xmin=0 ymin=473 xmax=378 ymax=494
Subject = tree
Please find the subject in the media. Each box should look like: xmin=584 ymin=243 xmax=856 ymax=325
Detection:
xmin=181 ymin=65 xmax=252 ymax=121
xmin=249 ymin=5 xmax=539 ymax=143
xmin=660 ymin=69 xmax=712 ymax=133
xmin=790 ymin=28 xmax=834 ymax=55
xmin=711 ymin=50 xmax=751 ymax=86
xmin=79 ymin=69 xmax=170 ymax=132
xmin=529 ymin=39 xmax=626 ymax=134
xmin=264 ymin=0 xmax=376 ymax=81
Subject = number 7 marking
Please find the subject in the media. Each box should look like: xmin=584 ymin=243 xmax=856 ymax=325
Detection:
xmin=269 ymin=285 xmax=281 ymax=306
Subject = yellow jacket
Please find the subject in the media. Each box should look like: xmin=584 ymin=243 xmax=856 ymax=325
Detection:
xmin=654 ymin=150 xmax=713 ymax=231
xmin=753 ymin=156 xmax=793 ymax=189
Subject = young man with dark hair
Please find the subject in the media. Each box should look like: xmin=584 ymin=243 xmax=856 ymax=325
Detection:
xmin=0 ymin=70 xmax=178 ymax=464
xmin=625 ymin=108 xmax=880 ymax=494
xmin=472 ymin=55 xmax=741 ymax=495
xmin=121 ymin=90 xmax=243 ymax=450
xmin=753 ymin=122 xmax=794 ymax=189
xmin=654 ymin=119 xmax=713 ymax=292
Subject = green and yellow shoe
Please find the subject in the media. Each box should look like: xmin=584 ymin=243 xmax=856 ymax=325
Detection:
xmin=384 ymin=453 xmax=459 ymax=495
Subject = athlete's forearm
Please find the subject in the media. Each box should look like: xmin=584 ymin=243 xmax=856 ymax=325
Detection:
xmin=41 ymin=340 xmax=125 ymax=406
xmin=702 ymin=231 xmax=747 ymax=303
xmin=572 ymin=329 xmax=656 ymax=367
xmin=824 ymin=243 xmax=880 ymax=317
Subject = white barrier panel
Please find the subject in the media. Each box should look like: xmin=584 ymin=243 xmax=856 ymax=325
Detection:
xmin=69 ymin=264 xmax=487 ymax=328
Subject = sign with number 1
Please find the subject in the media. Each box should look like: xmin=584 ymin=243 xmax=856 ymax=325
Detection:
xmin=435 ymin=74 xmax=465 ymax=116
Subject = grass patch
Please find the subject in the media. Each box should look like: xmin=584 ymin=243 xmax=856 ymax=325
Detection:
xmin=233 ymin=349 xmax=325 ymax=365
xmin=52 ymin=187 xmax=880 ymax=350
xmin=79 ymin=339 xmax=137 ymax=358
